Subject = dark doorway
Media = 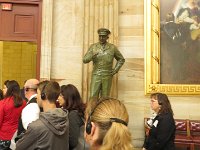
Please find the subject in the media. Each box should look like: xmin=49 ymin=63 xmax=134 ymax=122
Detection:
xmin=0 ymin=0 xmax=42 ymax=87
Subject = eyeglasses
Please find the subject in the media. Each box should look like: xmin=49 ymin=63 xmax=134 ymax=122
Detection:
xmin=24 ymin=87 xmax=37 ymax=92
xmin=150 ymin=99 xmax=157 ymax=103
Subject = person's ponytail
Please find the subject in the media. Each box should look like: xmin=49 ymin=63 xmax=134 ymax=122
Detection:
xmin=100 ymin=122 xmax=132 ymax=150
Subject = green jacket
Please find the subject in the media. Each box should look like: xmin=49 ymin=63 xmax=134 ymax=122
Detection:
xmin=83 ymin=42 xmax=125 ymax=76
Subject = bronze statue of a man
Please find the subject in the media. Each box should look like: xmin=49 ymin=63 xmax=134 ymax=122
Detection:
xmin=83 ymin=28 xmax=125 ymax=98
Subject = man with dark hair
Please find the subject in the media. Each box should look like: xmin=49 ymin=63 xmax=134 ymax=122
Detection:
xmin=83 ymin=28 xmax=125 ymax=98
xmin=16 ymin=81 xmax=69 ymax=150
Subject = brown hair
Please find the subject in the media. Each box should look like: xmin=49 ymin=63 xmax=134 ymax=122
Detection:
xmin=60 ymin=84 xmax=85 ymax=117
xmin=0 ymin=89 xmax=3 ymax=100
xmin=150 ymin=92 xmax=174 ymax=115
xmin=37 ymin=80 xmax=50 ymax=93
xmin=44 ymin=81 xmax=60 ymax=103
xmin=4 ymin=80 xmax=23 ymax=107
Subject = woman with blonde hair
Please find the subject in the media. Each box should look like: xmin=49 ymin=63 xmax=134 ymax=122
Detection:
xmin=84 ymin=98 xmax=133 ymax=150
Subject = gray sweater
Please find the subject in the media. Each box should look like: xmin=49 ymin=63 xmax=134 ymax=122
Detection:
xmin=16 ymin=108 xmax=69 ymax=150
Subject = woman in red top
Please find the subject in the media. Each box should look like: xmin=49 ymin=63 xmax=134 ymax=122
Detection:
xmin=0 ymin=80 xmax=26 ymax=150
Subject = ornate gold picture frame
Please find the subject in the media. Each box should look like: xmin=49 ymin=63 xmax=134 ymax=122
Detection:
xmin=144 ymin=0 xmax=200 ymax=95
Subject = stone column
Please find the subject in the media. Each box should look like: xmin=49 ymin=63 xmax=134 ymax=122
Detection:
xmin=40 ymin=0 xmax=53 ymax=80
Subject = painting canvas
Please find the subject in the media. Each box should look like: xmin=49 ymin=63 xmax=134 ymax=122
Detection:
xmin=160 ymin=0 xmax=200 ymax=84
xmin=144 ymin=0 xmax=200 ymax=95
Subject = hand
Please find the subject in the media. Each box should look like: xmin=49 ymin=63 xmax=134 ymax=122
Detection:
xmin=92 ymin=50 xmax=99 ymax=57
xmin=142 ymin=148 xmax=147 ymax=150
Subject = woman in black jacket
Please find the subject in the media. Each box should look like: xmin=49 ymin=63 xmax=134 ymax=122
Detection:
xmin=58 ymin=84 xmax=87 ymax=150
xmin=143 ymin=93 xmax=176 ymax=150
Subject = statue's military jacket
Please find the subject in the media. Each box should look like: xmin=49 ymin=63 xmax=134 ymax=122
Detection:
xmin=83 ymin=42 xmax=125 ymax=76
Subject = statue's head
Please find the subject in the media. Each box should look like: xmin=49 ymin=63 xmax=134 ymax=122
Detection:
xmin=97 ymin=28 xmax=111 ymax=35
xmin=97 ymin=28 xmax=111 ymax=44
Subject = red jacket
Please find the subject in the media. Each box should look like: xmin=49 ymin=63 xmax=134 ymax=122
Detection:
xmin=0 ymin=97 xmax=26 ymax=140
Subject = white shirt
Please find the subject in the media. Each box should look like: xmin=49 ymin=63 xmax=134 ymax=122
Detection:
xmin=21 ymin=94 xmax=40 ymax=130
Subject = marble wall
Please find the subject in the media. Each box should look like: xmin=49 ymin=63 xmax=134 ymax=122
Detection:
xmin=40 ymin=0 xmax=200 ymax=148
xmin=40 ymin=0 xmax=84 ymax=91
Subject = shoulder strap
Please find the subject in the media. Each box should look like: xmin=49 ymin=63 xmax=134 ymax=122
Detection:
xmin=27 ymin=97 xmax=37 ymax=105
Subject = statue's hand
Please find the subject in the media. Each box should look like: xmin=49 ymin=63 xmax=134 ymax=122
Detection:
xmin=92 ymin=50 xmax=99 ymax=57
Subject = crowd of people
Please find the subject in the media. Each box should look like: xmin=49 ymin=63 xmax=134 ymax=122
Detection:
xmin=0 ymin=79 xmax=176 ymax=150
xmin=0 ymin=79 xmax=138 ymax=150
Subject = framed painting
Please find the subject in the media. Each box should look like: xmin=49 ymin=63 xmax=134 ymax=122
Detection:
xmin=144 ymin=0 xmax=200 ymax=95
